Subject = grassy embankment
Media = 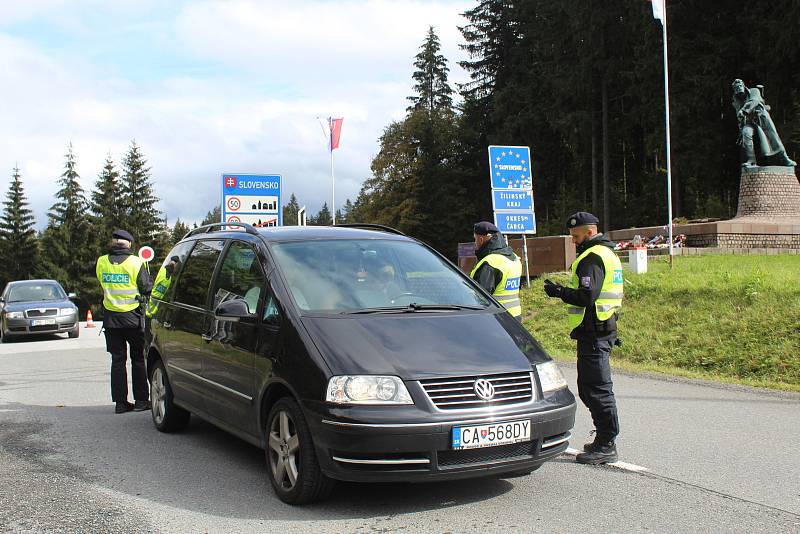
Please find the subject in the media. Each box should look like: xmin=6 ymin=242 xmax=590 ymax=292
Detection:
xmin=520 ymin=255 xmax=800 ymax=392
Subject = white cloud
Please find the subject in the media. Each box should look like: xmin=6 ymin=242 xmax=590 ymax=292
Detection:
xmin=0 ymin=0 xmax=472 ymax=233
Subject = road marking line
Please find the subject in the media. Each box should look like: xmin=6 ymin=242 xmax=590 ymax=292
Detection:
xmin=564 ymin=447 xmax=650 ymax=473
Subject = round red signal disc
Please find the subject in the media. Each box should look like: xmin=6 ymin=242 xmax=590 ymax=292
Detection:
xmin=138 ymin=246 xmax=155 ymax=262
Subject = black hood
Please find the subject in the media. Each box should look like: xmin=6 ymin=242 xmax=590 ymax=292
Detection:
xmin=476 ymin=233 xmax=517 ymax=262
xmin=577 ymin=233 xmax=615 ymax=255
xmin=300 ymin=311 xmax=550 ymax=379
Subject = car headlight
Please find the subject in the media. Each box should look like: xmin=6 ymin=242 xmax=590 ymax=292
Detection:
xmin=536 ymin=361 xmax=568 ymax=393
xmin=326 ymin=375 xmax=413 ymax=405
xmin=5 ymin=311 xmax=24 ymax=319
xmin=58 ymin=307 xmax=76 ymax=316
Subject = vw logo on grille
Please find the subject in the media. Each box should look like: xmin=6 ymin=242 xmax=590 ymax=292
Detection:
xmin=473 ymin=378 xmax=495 ymax=401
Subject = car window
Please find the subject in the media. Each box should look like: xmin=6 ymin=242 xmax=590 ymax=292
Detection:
xmin=172 ymin=240 xmax=225 ymax=309
xmin=210 ymin=241 xmax=265 ymax=315
xmin=7 ymin=283 xmax=66 ymax=302
xmin=263 ymin=291 xmax=281 ymax=325
xmin=270 ymin=239 xmax=492 ymax=313
xmin=159 ymin=240 xmax=196 ymax=303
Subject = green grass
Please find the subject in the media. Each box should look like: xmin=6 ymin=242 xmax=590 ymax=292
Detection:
xmin=520 ymin=255 xmax=800 ymax=392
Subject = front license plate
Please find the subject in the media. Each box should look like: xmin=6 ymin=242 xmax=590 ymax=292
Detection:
xmin=31 ymin=319 xmax=56 ymax=326
xmin=452 ymin=420 xmax=531 ymax=450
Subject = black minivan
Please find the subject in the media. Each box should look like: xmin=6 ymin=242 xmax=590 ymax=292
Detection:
xmin=147 ymin=223 xmax=576 ymax=504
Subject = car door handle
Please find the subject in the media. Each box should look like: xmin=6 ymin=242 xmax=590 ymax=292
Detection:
xmin=201 ymin=333 xmax=213 ymax=342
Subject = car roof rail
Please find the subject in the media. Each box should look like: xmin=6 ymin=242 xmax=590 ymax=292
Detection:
xmin=333 ymin=223 xmax=407 ymax=236
xmin=183 ymin=222 xmax=260 ymax=239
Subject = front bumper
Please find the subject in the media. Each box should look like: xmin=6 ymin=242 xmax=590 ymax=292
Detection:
xmin=4 ymin=315 xmax=78 ymax=336
xmin=308 ymin=395 xmax=576 ymax=483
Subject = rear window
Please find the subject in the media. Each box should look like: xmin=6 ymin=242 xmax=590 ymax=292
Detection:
xmin=172 ymin=240 xmax=224 ymax=308
xmin=271 ymin=239 xmax=491 ymax=313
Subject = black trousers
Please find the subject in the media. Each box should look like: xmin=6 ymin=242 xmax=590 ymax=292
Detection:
xmin=576 ymin=337 xmax=620 ymax=443
xmin=105 ymin=327 xmax=148 ymax=403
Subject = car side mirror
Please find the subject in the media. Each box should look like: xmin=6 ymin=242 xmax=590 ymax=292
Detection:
xmin=68 ymin=293 xmax=77 ymax=299
xmin=215 ymin=298 xmax=256 ymax=323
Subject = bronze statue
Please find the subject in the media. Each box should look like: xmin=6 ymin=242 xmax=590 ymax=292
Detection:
xmin=732 ymin=79 xmax=796 ymax=168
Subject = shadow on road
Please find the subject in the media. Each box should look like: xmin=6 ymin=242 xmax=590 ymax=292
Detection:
xmin=2 ymin=402 xmax=519 ymax=521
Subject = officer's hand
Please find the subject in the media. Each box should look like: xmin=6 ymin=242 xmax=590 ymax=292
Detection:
xmin=543 ymin=279 xmax=563 ymax=298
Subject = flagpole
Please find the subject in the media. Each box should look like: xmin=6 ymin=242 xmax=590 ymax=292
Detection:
xmin=662 ymin=1 xmax=674 ymax=268
xmin=328 ymin=117 xmax=336 ymax=225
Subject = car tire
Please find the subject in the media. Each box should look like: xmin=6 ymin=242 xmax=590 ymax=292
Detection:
xmin=265 ymin=397 xmax=335 ymax=505
xmin=1 ymin=331 xmax=14 ymax=343
xmin=149 ymin=359 xmax=190 ymax=432
xmin=68 ymin=325 xmax=80 ymax=339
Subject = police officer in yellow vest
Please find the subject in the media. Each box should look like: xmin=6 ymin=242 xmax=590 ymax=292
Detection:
xmin=470 ymin=221 xmax=523 ymax=320
xmin=95 ymin=229 xmax=153 ymax=414
xmin=543 ymin=212 xmax=623 ymax=464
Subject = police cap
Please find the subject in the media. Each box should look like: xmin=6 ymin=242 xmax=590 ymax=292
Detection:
xmin=473 ymin=221 xmax=499 ymax=235
xmin=112 ymin=229 xmax=134 ymax=242
xmin=565 ymin=212 xmax=600 ymax=229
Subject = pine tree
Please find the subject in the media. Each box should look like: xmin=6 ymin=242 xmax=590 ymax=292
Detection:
xmin=0 ymin=166 xmax=38 ymax=287
xmin=282 ymin=193 xmax=300 ymax=226
xmin=89 ymin=153 xmax=123 ymax=256
xmin=314 ymin=203 xmax=332 ymax=226
xmin=39 ymin=143 xmax=94 ymax=311
xmin=171 ymin=218 xmax=189 ymax=243
xmin=120 ymin=140 xmax=161 ymax=244
xmin=408 ymin=26 xmax=454 ymax=113
xmin=341 ymin=198 xmax=355 ymax=223
xmin=201 ymin=206 xmax=221 ymax=226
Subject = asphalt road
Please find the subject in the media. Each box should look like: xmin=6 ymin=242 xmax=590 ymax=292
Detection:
xmin=1 ymin=327 xmax=798 ymax=533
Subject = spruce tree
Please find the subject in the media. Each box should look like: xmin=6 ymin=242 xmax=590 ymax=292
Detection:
xmin=39 ymin=143 xmax=94 ymax=310
xmin=314 ymin=203 xmax=332 ymax=226
xmin=89 ymin=153 xmax=123 ymax=255
xmin=282 ymin=193 xmax=300 ymax=226
xmin=171 ymin=218 xmax=189 ymax=243
xmin=201 ymin=206 xmax=221 ymax=226
xmin=120 ymin=140 xmax=161 ymax=244
xmin=407 ymin=26 xmax=454 ymax=113
xmin=0 ymin=167 xmax=38 ymax=287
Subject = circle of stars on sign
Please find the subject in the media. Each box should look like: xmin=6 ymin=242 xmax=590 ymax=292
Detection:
xmin=494 ymin=149 xmax=530 ymax=189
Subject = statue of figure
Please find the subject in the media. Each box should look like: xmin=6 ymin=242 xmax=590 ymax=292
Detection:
xmin=731 ymin=78 xmax=796 ymax=168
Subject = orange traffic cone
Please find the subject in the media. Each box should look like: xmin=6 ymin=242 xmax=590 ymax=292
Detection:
xmin=85 ymin=309 xmax=96 ymax=328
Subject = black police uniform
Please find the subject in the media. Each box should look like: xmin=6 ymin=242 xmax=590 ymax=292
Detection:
xmin=544 ymin=212 xmax=620 ymax=461
xmin=96 ymin=230 xmax=153 ymax=410
xmin=471 ymin=222 xmax=518 ymax=294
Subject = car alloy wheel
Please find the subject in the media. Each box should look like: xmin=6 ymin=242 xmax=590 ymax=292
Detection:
xmin=151 ymin=366 xmax=167 ymax=426
xmin=268 ymin=409 xmax=301 ymax=491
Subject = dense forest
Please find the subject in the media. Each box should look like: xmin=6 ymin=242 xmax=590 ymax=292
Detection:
xmin=348 ymin=0 xmax=800 ymax=257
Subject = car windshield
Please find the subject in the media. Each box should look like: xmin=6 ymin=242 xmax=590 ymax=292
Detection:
xmin=7 ymin=283 xmax=66 ymax=302
xmin=271 ymin=239 xmax=493 ymax=313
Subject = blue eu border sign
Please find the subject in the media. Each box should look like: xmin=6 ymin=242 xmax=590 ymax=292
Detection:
xmin=221 ymin=174 xmax=282 ymax=228
xmin=488 ymin=145 xmax=536 ymax=234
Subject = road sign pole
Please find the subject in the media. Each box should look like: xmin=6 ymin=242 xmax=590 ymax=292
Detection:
xmin=521 ymin=234 xmax=530 ymax=288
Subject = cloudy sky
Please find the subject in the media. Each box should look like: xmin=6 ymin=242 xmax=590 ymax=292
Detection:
xmin=0 ymin=0 xmax=473 ymax=229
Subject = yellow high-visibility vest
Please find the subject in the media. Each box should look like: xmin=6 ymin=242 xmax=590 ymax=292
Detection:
xmin=471 ymin=253 xmax=523 ymax=317
xmin=96 ymin=255 xmax=143 ymax=312
xmin=146 ymin=265 xmax=171 ymax=318
xmin=567 ymin=244 xmax=623 ymax=329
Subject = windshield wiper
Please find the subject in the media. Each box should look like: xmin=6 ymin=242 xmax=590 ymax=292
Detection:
xmin=345 ymin=303 xmax=485 ymax=314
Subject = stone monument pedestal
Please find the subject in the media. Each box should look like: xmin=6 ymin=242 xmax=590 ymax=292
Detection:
xmin=608 ymin=166 xmax=800 ymax=250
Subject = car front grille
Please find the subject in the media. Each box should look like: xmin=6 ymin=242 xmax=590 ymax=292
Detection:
xmin=419 ymin=371 xmax=535 ymax=410
xmin=25 ymin=308 xmax=58 ymax=318
xmin=437 ymin=441 xmax=536 ymax=467
xmin=30 ymin=324 xmax=59 ymax=332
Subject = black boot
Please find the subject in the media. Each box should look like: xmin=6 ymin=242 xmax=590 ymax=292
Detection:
xmin=583 ymin=431 xmax=600 ymax=452
xmin=576 ymin=442 xmax=617 ymax=465
xmin=115 ymin=401 xmax=134 ymax=414
xmin=133 ymin=400 xmax=151 ymax=412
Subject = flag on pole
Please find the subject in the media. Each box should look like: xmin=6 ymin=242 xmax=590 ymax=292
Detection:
xmin=651 ymin=0 xmax=665 ymax=24
xmin=329 ymin=117 xmax=343 ymax=151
